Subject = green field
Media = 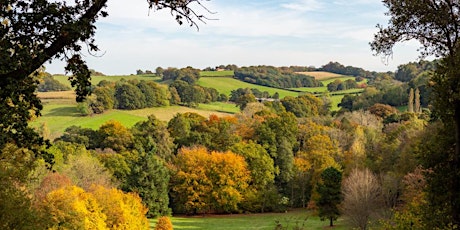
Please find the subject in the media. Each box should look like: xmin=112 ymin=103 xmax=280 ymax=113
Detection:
xmin=200 ymin=70 xmax=234 ymax=77
xmin=150 ymin=210 xmax=350 ymax=230
xmin=197 ymin=77 xmax=299 ymax=98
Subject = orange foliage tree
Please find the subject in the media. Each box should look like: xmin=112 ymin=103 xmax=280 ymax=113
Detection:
xmin=170 ymin=146 xmax=250 ymax=214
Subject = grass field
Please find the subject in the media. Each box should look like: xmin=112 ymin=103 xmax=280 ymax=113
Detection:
xmin=150 ymin=210 xmax=350 ymax=230
xmin=197 ymin=77 xmax=299 ymax=98
xmin=200 ymin=70 xmax=234 ymax=77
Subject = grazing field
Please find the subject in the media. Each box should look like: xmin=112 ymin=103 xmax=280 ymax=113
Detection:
xmin=150 ymin=210 xmax=350 ymax=230
xmin=197 ymin=77 xmax=299 ymax=98
xmin=200 ymin=70 xmax=234 ymax=77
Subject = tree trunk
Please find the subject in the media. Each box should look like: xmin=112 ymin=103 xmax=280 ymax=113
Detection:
xmin=330 ymin=217 xmax=333 ymax=227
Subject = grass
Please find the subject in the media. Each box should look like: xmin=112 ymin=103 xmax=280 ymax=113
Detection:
xmin=200 ymin=70 xmax=234 ymax=77
xmin=150 ymin=210 xmax=350 ymax=230
xmin=197 ymin=77 xmax=299 ymax=98
xmin=196 ymin=102 xmax=240 ymax=114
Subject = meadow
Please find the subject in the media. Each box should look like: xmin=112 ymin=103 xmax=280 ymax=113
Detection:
xmin=150 ymin=210 xmax=350 ymax=230
xmin=197 ymin=76 xmax=300 ymax=98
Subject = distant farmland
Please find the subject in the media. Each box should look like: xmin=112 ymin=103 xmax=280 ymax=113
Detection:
xmin=197 ymin=77 xmax=299 ymax=98
xmin=297 ymin=71 xmax=347 ymax=80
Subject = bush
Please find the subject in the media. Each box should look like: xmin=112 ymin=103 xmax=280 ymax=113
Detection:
xmin=154 ymin=216 xmax=173 ymax=230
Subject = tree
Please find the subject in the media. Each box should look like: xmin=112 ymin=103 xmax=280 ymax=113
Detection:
xmin=342 ymin=168 xmax=382 ymax=230
xmin=38 ymin=185 xmax=107 ymax=229
xmin=90 ymin=185 xmax=150 ymax=230
xmin=316 ymin=167 xmax=342 ymax=227
xmin=408 ymin=88 xmax=414 ymax=113
xmin=132 ymin=115 xmax=174 ymax=162
xmin=124 ymin=150 xmax=171 ymax=217
xmin=415 ymin=87 xmax=421 ymax=113
xmin=0 ymin=0 xmax=210 ymax=159
xmin=371 ymin=2 xmax=460 ymax=224
xmin=170 ymin=147 xmax=250 ymax=214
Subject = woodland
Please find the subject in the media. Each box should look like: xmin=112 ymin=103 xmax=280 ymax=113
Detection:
xmin=1 ymin=0 xmax=460 ymax=230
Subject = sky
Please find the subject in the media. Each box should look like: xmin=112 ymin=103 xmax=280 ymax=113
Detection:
xmin=45 ymin=0 xmax=424 ymax=75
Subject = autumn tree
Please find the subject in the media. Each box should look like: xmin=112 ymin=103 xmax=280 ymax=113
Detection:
xmin=371 ymin=1 xmax=460 ymax=223
xmin=0 ymin=144 xmax=47 ymax=229
xmin=98 ymin=120 xmax=134 ymax=152
xmin=342 ymin=168 xmax=382 ymax=230
xmin=316 ymin=167 xmax=342 ymax=227
xmin=90 ymin=185 xmax=150 ymax=229
xmin=170 ymin=147 xmax=250 ymax=214
xmin=230 ymin=141 xmax=277 ymax=212
xmin=38 ymin=185 xmax=108 ymax=229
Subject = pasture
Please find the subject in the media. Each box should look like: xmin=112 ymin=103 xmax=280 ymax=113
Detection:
xmin=197 ymin=77 xmax=299 ymax=98
xmin=297 ymin=71 xmax=346 ymax=80
xmin=150 ymin=210 xmax=350 ymax=230
xmin=200 ymin=70 xmax=234 ymax=77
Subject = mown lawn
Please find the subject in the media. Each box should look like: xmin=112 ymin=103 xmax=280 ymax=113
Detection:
xmin=150 ymin=210 xmax=350 ymax=230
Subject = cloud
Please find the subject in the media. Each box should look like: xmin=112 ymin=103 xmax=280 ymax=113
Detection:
xmin=281 ymin=0 xmax=323 ymax=12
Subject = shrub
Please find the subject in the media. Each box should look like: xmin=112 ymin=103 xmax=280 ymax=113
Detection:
xmin=154 ymin=216 xmax=173 ymax=230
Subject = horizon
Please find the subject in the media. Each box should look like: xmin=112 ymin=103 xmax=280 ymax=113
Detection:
xmin=45 ymin=0 xmax=428 ymax=75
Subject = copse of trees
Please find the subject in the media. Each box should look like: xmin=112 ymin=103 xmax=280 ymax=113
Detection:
xmin=320 ymin=61 xmax=377 ymax=79
xmin=326 ymin=79 xmax=358 ymax=92
xmin=37 ymin=74 xmax=71 ymax=92
xmin=161 ymin=67 xmax=200 ymax=84
xmin=234 ymin=65 xmax=322 ymax=88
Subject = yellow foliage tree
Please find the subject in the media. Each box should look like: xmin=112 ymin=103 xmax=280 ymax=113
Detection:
xmin=90 ymin=185 xmax=149 ymax=230
xmin=154 ymin=216 xmax=173 ymax=230
xmin=40 ymin=185 xmax=108 ymax=230
xmin=171 ymin=146 xmax=250 ymax=214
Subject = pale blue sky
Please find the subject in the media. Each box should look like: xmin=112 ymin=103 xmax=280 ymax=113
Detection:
xmin=46 ymin=0 xmax=423 ymax=75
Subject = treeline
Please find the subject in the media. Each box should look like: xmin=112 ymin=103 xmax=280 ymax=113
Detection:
xmin=234 ymin=65 xmax=323 ymax=88
xmin=320 ymin=61 xmax=378 ymax=79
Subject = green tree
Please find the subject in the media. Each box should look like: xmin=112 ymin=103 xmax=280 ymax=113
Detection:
xmin=371 ymin=1 xmax=460 ymax=224
xmin=316 ymin=167 xmax=342 ymax=227
xmin=125 ymin=150 xmax=171 ymax=217
xmin=114 ymin=82 xmax=146 ymax=110
xmin=132 ymin=115 xmax=174 ymax=162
